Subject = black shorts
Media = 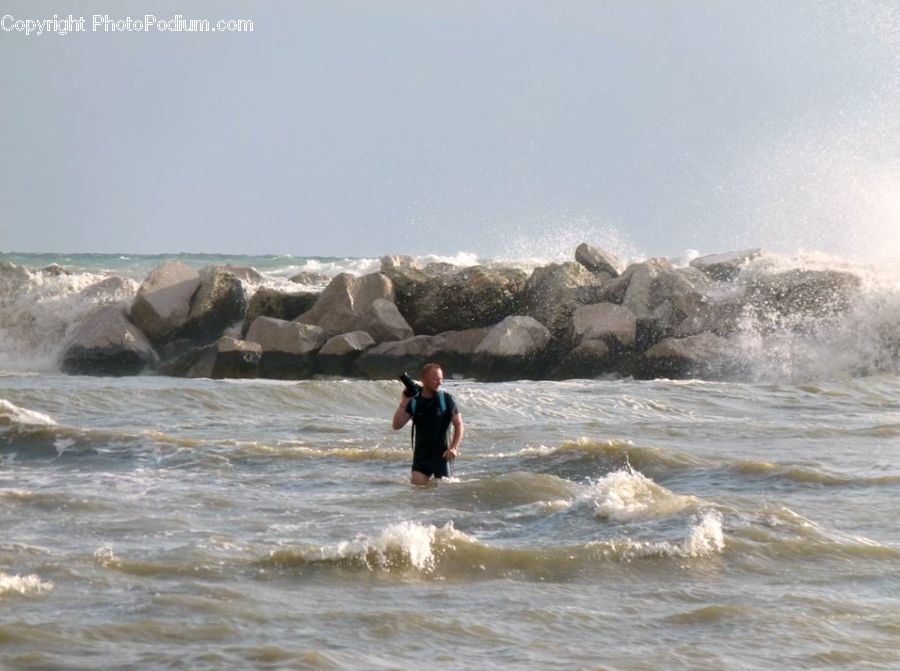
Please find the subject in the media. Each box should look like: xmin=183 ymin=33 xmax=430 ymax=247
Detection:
xmin=412 ymin=457 xmax=449 ymax=479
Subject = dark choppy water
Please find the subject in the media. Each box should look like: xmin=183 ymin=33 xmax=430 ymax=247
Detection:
xmin=2 ymin=374 xmax=899 ymax=670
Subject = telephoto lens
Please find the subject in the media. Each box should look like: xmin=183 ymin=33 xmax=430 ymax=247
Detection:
xmin=399 ymin=372 xmax=422 ymax=397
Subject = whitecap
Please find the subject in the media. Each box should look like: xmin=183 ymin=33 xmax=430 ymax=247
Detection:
xmin=0 ymin=572 xmax=54 ymax=597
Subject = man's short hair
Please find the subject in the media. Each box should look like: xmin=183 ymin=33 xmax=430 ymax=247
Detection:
xmin=421 ymin=362 xmax=443 ymax=378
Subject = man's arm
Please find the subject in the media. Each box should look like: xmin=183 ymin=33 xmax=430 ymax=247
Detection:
xmin=392 ymin=395 xmax=411 ymax=430
xmin=444 ymin=412 xmax=464 ymax=460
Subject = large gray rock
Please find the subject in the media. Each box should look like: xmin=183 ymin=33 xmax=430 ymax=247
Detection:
xmin=319 ymin=330 xmax=377 ymax=356
xmin=246 ymin=317 xmax=326 ymax=354
xmin=354 ymin=327 xmax=491 ymax=380
xmin=638 ymin=332 xmax=743 ymax=380
xmin=161 ymin=336 xmax=261 ymax=379
xmin=520 ymin=262 xmax=608 ymax=335
xmin=474 ymin=316 xmax=552 ymax=380
xmin=597 ymin=258 xmax=673 ymax=313
xmin=62 ymin=306 xmax=158 ymax=376
xmin=130 ymin=261 xmax=201 ymax=342
xmin=174 ymin=268 xmax=247 ymax=344
xmin=476 ymin=316 xmax=552 ymax=357
xmin=744 ymin=269 xmax=862 ymax=323
xmin=243 ymin=287 xmax=319 ymax=334
xmin=212 ymin=337 xmax=261 ymax=378
xmin=689 ymin=249 xmax=762 ymax=281
xmin=552 ymin=340 xmax=617 ymax=379
xmin=215 ymin=265 xmax=265 ymax=284
xmin=570 ymin=303 xmax=637 ymax=349
xmin=387 ymin=265 xmax=527 ymax=335
xmin=295 ymin=272 xmax=402 ymax=338
xmin=597 ymin=259 xmax=712 ymax=349
xmin=575 ymin=243 xmax=622 ymax=277
xmin=317 ymin=330 xmax=376 ymax=376
xmin=360 ymin=298 xmax=415 ymax=342
xmin=246 ymin=316 xmax=327 ymax=379
xmin=354 ymin=336 xmax=442 ymax=380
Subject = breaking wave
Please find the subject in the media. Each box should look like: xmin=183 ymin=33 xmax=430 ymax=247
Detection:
xmin=0 ymin=572 xmax=54 ymax=598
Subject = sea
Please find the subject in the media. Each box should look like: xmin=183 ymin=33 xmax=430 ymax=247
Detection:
xmin=1 ymin=250 xmax=899 ymax=670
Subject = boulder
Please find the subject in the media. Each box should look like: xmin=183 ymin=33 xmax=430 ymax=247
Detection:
xmin=689 ymin=249 xmax=762 ymax=281
xmin=243 ymin=287 xmax=319 ymax=334
xmin=317 ymin=330 xmax=376 ymax=376
xmin=673 ymin=298 xmax=747 ymax=338
xmin=570 ymin=302 xmax=637 ymax=349
xmin=520 ymin=262 xmax=608 ymax=335
xmin=245 ymin=316 xmax=327 ymax=379
xmin=638 ymin=332 xmax=743 ymax=380
xmin=552 ymin=340 xmax=616 ymax=379
xmin=744 ymin=269 xmax=862 ymax=324
xmin=40 ymin=263 xmax=70 ymax=276
xmin=161 ymin=336 xmax=261 ymax=379
xmin=319 ymin=330 xmax=377 ymax=357
xmin=295 ymin=272 xmax=400 ymax=338
xmin=389 ymin=265 xmax=527 ymax=335
xmin=290 ymin=271 xmax=332 ymax=287
xmin=213 ymin=337 xmax=262 ymax=378
xmin=173 ymin=268 xmax=247 ymax=344
xmin=214 ymin=265 xmax=265 ymax=284
xmin=360 ymin=298 xmax=415 ymax=342
xmin=130 ymin=261 xmax=201 ymax=342
xmin=355 ymin=336 xmax=443 ymax=380
xmin=575 ymin=243 xmax=622 ymax=277
xmin=423 ymin=262 xmax=460 ymax=276
xmin=597 ymin=259 xmax=712 ymax=348
xmin=61 ymin=306 xmax=158 ymax=376
xmin=474 ymin=316 xmax=552 ymax=380
xmin=354 ymin=327 xmax=491 ymax=380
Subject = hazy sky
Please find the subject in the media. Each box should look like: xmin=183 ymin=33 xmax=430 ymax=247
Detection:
xmin=2 ymin=0 xmax=899 ymax=260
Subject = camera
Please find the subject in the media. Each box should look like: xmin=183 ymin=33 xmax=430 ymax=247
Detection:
xmin=399 ymin=372 xmax=422 ymax=397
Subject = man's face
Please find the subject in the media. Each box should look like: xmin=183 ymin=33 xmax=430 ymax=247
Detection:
xmin=421 ymin=367 xmax=443 ymax=393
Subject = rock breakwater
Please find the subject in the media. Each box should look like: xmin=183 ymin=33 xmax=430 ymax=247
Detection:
xmin=53 ymin=245 xmax=871 ymax=381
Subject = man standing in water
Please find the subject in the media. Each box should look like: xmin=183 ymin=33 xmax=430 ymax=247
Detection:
xmin=392 ymin=363 xmax=464 ymax=485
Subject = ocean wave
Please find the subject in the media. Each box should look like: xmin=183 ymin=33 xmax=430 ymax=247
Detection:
xmin=729 ymin=460 xmax=900 ymax=486
xmin=510 ymin=438 xmax=701 ymax=475
xmin=443 ymin=472 xmax=579 ymax=510
xmin=586 ymin=467 xmax=703 ymax=522
xmin=0 ymin=572 xmax=54 ymax=598
xmin=0 ymin=399 xmax=57 ymax=428
xmin=91 ymin=546 xmax=224 ymax=579
xmin=728 ymin=506 xmax=900 ymax=563
xmin=260 ymin=512 xmax=726 ymax=582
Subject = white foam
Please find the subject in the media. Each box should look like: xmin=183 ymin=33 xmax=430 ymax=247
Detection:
xmin=0 ymin=572 xmax=54 ymax=597
xmin=0 ymin=264 xmax=138 ymax=373
xmin=0 ymin=399 xmax=57 ymax=428
xmin=308 ymin=521 xmax=468 ymax=572
xmin=601 ymin=510 xmax=726 ymax=561
xmin=588 ymin=468 xmax=699 ymax=522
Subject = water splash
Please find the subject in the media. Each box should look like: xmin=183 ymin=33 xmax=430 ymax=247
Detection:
xmin=587 ymin=467 xmax=700 ymax=522
xmin=0 ymin=572 xmax=54 ymax=597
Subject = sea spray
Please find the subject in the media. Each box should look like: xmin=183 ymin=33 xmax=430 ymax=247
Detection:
xmin=0 ymin=263 xmax=138 ymax=373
